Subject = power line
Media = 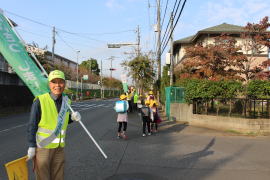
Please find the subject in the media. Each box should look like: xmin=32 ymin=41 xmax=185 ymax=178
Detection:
xmin=5 ymin=10 xmax=53 ymax=28
xmin=161 ymin=0 xmax=187 ymax=54
xmin=77 ymin=30 xmax=134 ymax=35
xmin=159 ymin=0 xmax=178 ymax=52
xmin=17 ymin=27 xmax=99 ymax=49
xmin=17 ymin=28 xmax=51 ymax=39
xmin=56 ymin=29 xmax=106 ymax=43
xmin=4 ymin=9 xmax=131 ymax=43
xmin=56 ymin=32 xmax=77 ymax=52
xmin=160 ymin=0 xmax=182 ymax=48
xmin=161 ymin=0 xmax=169 ymax=29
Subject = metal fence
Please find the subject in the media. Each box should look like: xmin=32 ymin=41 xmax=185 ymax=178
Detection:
xmin=165 ymin=86 xmax=185 ymax=118
xmin=193 ymin=98 xmax=270 ymax=119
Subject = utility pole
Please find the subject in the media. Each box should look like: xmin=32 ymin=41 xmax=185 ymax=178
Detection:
xmin=157 ymin=0 xmax=161 ymax=81
xmin=52 ymin=26 xmax=56 ymax=61
xmin=169 ymin=12 xmax=174 ymax=86
xmin=136 ymin=25 xmax=141 ymax=57
xmin=89 ymin=60 xmax=92 ymax=74
xmin=108 ymin=56 xmax=115 ymax=78
xmin=100 ymin=60 xmax=103 ymax=98
xmin=76 ymin=50 xmax=80 ymax=100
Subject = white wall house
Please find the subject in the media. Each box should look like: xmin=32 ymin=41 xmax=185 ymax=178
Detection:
xmin=173 ymin=23 xmax=269 ymax=70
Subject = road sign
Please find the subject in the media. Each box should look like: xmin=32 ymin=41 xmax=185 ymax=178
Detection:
xmin=82 ymin=75 xmax=88 ymax=80
xmin=107 ymin=44 xmax=121 ymax=48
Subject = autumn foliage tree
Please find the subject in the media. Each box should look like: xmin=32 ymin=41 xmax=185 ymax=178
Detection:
xmin=241 ymin=16 xmax=270 ymax=81
xmin=180 ymin=35 xmax=246 ymax=81
xmin=178 ymin=16 xmax=270 ymax=82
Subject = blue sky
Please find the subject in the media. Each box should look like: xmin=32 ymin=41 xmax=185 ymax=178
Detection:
xmin=1 ymin=0 xmax=270 ymax=79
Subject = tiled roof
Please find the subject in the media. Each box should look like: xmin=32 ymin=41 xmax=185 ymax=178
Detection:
xmin=174 ymin=23 xmax=246 ymax=45
xmin=199 ymin=23 xmax=245 ymax=33
xmin=174 ymin=35 xmax=195 ymax=44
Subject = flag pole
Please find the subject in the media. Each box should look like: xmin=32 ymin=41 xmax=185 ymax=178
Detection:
xmin=2 ymin=10 xmax=107 ymax=159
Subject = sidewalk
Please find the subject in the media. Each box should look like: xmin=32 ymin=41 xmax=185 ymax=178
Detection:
xmin=101 ymin=110 xmax=270 ymax=180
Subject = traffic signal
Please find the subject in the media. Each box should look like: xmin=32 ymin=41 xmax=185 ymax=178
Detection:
xmin=109 ymin=68 xmax=116 ymax=71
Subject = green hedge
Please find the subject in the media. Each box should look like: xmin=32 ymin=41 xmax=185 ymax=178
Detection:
xmin=175 ymin=79 xmax=270 ymax=103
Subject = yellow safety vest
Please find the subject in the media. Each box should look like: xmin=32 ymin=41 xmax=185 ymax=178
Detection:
xmin=36 ymin=93 xmax=70 ymax=149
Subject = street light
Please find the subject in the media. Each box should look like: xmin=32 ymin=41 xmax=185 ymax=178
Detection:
xmin=76 ymin=50 xmax=80 ymax=100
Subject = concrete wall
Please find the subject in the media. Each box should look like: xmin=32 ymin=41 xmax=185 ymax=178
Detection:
xmin=0 ymin=84 xmax=34 ymax=108
xmin=170 ymin=103 xmax=270 ymax=133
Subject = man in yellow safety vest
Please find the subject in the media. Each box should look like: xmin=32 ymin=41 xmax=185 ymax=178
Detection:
xmin=26 ymin=70 xmax=81 ymax=180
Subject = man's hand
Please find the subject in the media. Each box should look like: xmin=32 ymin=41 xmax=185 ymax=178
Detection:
xmin=71 ymin=111 xmax=81 ymax=122
xmin=26 ymin=147 xmax=36 ymax=161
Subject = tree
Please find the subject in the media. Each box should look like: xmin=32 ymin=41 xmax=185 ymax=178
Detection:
xmin=121 ymin=54 xmax=156 ymax=94
xmin=180 ymin=35 xmax=245 ymax=81
xmin=80 ymin=58 xmax=100 ymax=76
xmin=102 ymin=77 xmax=122 ymax=89
xmin=240 ymin=16 xmax=270 ymax=81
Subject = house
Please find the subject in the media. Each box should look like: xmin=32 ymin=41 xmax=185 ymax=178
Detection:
xmin=173 ymin=23 xmax=269 ymax=70
xmin=26 ymin=45 xmax=78 ymax=72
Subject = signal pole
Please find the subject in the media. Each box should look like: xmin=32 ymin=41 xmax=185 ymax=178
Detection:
xmin=108 ymin=56 xmax=115 ymax=78
xmin=100 ymin=60 xmax=103 ymax=98
xmin=76 ymin=50 xmax=80 ymax=100
xmin=52 ymin=26 xmax=56 ymax=61
xmin=136 ymin=25 xmax=141 ymax=57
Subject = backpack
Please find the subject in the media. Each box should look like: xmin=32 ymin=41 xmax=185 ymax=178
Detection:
xmin=114 ymin=100 xmax=128 ymax=113
xmin=141 ymin=106 xmax=150 ymax=117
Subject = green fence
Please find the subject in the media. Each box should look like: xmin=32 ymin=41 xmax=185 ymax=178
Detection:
xmin=165 ymin=86 xmax=185 ymax=118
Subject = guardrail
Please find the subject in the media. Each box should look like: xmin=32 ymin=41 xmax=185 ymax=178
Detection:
xmin=65 ymin=80 xmax=118 ymax=90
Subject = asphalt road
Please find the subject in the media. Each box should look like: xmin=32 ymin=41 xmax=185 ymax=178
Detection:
xmin=1 ymin=98 xmax=270 ymax=180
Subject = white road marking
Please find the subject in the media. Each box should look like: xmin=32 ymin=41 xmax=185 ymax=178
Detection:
xmin=72 ymin=104 xmax=97 ymax=108
xmin=79 ymin=104 xmax=107 ymax=112
xmin=0 ymin=123 xmax=27 ymax=133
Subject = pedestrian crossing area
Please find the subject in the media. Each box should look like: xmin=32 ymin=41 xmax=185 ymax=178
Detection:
xmin=71 ymin=102 xmax=114 ymax=112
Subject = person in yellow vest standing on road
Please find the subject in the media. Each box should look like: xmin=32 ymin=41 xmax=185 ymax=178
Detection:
xmin=133 ymin=91 xmax=138 ymax=112
xmin=26 ymin=70 xmax=81 ymax=180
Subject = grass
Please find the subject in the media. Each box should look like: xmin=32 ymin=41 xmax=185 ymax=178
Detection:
xmin=226 ymin=129 xmax=243 ymax=134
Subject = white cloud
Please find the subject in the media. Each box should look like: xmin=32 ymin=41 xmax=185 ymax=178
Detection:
xmin=199 ymin=0 xmax=270 ymax=25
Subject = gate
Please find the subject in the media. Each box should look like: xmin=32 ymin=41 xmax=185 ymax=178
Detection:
xmin=165 ymin=87 xmax=185 ymax=118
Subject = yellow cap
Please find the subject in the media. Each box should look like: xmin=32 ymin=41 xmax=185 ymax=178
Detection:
xmin=149 ymin=91 xmax=153 ymax=95
xmin=120 ymin=94 xmax=127 ymax=100
xmin=48 ymin=70 xmax=65 ymax=82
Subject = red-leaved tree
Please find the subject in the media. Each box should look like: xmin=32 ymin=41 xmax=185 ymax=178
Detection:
xmin=180 ymin=35 xmax=246 ymax=81
xmin=241 ymin=16 xmax=270 ymax=80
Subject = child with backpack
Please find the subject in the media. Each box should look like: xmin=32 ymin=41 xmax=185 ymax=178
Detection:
xmin=150 ymin=102 xmax=161 ymax=133
xmin=139 ymin=101 xmax=152 ymax=137
xmin=114 ymin=94 xmax=129 ymax=139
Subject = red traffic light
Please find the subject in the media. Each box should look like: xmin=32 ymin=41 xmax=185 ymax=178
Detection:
xmin=109 ymin=68 xmax=116 ymax=71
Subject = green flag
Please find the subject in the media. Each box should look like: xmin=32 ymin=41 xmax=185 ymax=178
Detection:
xmin=122 ymin=82 xmax=128 ymax=93
xmin=0 ymin=12 xmax=49 ymax=96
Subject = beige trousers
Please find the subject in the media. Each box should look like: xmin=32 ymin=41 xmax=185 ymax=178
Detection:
xmin=34 ymin=147 xmax=64 ymax=180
